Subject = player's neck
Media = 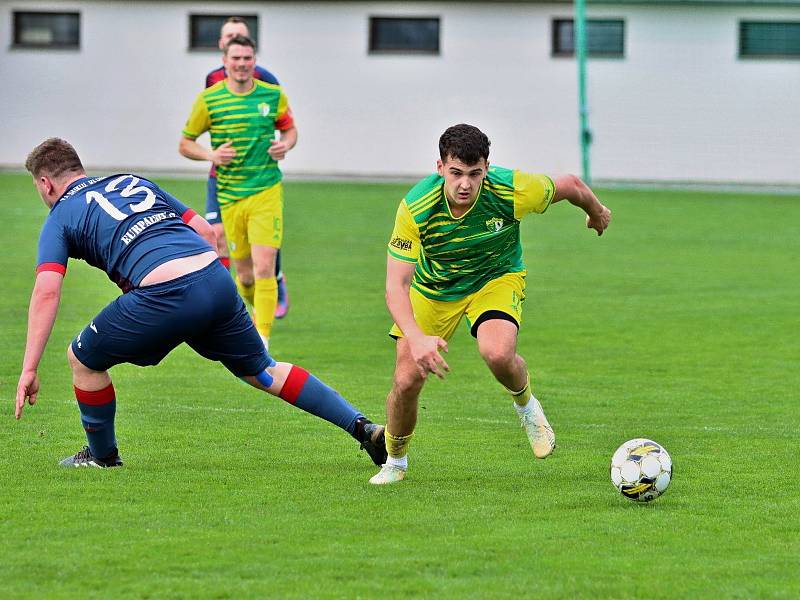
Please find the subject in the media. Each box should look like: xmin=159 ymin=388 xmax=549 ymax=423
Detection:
xmin=444 ymin=190 xmax=476 ymax=219
xmin=226 ymin=78 xmax=255 ymax=95
xmin=47 ymin=172 xmax=86 ymax=206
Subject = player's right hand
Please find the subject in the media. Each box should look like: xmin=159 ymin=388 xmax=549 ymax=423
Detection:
xmin=409 ymin=335 xmax=450 ymax=380
xmin=15 ymin=370 xmax=39 ymax=419
xmin=212 ymin=141 xmax=237 ymax=166
xmin=587 ymin=204 xmax=611 ymax=236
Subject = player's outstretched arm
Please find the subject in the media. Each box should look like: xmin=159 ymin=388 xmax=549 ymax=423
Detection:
xmin=386 ymin=257 xmax=449 ymax=379
xmin=16 ymin=271 xmax=64 ymax=419
xmin=552 ymin=174 xmax=611 ymax=236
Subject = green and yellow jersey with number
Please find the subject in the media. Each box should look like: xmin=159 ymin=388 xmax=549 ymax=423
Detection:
xmin=388 ymin=165 xmax=555 ymax=301
xmin=182 ymin=80 xmax=294 ymax=208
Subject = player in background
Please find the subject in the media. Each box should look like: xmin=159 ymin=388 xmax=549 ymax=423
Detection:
xmin=14 ymin=138 xmax=386 ymax=469
xmin=180 ymin=35 xmax=292 ymax=350
xmin=204 ymin=17 xmax=290 ymax=319
xmin=370 ymin=124 xmax=611 ymax=484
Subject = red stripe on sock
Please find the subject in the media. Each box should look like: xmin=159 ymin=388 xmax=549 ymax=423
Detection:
xmin=74 ymin=384 xmax=116 ymax=406
xmin=279 ymin=366 xmax=310 ymax=405
xmin=220 ymin=257 xmax=231 ymax=269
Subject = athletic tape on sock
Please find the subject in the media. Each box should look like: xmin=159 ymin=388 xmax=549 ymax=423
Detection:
xmin=255 ymin=369 xmax=274 ymax=388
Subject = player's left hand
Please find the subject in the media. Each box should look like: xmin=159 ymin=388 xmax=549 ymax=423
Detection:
xmin=15 ymin=370 xmax=40 ymax=419
xmin=268 ymin=138 xmax=292 ymax=161
xmin=587 ymin=204 xmax=611 ymax=236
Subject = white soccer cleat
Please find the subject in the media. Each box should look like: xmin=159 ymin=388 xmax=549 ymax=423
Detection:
xmin=517 ymin=398 xmax=556 ymax=459
xmin=369 ymin=463 xmax=406 ymax=485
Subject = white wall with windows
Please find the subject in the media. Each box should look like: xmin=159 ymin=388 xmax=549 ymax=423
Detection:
xmin=1 ymin=0 xmax=798 ymax=184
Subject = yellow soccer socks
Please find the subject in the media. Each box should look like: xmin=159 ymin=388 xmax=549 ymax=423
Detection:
xmin=370 ymin=430 xmax=413 ymax=484
xmin=254 ymin=277 xmax=278 ymax=341
xmin=385 ymin=430 xmax=413 ymax=469
xmin=507 ymin=373 xmax=532 ymax=406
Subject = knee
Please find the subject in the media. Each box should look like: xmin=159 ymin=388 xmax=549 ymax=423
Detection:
xmin=393 ymin=370 xmax=425 ymax=399
xmin=253 ymin=266 xmax=275 ymax=280
xmin=480 ymin=344 xmax=516 ymax=373
xmin=66 ymin=343 xmax=79 ymax=369
xmin=235 ymin=265 xmax=254 ymax=286
xmin=253 ymin=259 xmax=276 ymax=280
xmin=66 ymin=343 xmax=91 ymax=375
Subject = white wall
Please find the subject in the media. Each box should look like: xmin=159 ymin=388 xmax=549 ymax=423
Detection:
xmin=582 ymin=4 xmax=800 ymax=183
xmin=1 ymin=0 xmax=798 ymax=184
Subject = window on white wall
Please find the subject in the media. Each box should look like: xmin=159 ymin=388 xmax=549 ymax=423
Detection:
xmin=369 ymin=17 xmax=440 ymax=54
xmin=739 ymin=21 xmax=800 ymax=58
xmin=552 ymin=19 xmax=624 ymax=58
xmin=13 ymin=11 xmax=80 ymax=49
xmin=189 ymin=14 xmax=259 ymax=50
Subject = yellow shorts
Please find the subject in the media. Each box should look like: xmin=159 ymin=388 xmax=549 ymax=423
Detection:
xmin=220 ymin=183 xmax=283 ymax=259
xmin=390 ymin=271 xmax=526 ymax=340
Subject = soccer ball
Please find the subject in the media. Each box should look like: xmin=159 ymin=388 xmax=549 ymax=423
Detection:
xmin=610 ymin=438 xmax=672 ymax=502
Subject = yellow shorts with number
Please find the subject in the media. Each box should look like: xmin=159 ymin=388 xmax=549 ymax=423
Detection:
xmin=220 ymin=183 xmax=283 ymax=259
xmin=390 ymin=271 xmax=526 ymax=340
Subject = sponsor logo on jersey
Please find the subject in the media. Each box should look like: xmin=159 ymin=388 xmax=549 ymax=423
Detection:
xmin=486 ymin=217 xmax=504 ymax=232
xmin=120 ymin=211 xmax=177 ymax=246
xmin=390 ymin=237 xmax=413 ymax=251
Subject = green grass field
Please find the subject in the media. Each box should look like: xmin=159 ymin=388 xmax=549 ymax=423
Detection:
xmin=1 ymin=172 xmax=798 ymax=598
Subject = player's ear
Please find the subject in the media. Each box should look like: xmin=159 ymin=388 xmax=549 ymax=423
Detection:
xmin=436 ymin=159 xmax=444 ymax=176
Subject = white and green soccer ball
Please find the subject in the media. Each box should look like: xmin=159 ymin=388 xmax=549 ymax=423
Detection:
xmin=610 ymin=439 xmax=672 ymax=502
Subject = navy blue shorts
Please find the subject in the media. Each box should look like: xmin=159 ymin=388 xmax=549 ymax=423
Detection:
xmin=204 ymin=176 xmax=222 ymax=225
xmin=71 ymin=261 xmax=271 ymax=376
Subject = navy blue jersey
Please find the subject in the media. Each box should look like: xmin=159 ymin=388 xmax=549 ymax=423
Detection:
xmin=37 ymin=174 xmax=213 ymax=292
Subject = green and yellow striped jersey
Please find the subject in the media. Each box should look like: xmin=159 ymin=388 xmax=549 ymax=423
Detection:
xmin=182 ymin=80 xmax=293 ymax=207
xmin=388 ymin=165 xmax=555 ymax=301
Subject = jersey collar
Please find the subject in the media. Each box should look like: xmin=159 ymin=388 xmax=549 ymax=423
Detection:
xmin=224 ymin=79 xmax=257 ymax=97
xmin=56 ymin=176 xmax=92 ymax=208
xmin=442 ymin=179 xmax=484 ymax=220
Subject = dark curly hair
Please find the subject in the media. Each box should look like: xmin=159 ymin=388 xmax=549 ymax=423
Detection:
xmin=439 ymin=124 xmax=490 ymax=165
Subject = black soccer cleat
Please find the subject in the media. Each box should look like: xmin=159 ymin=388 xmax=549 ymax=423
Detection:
xmin=59 ymin=446 xmax=123 ymax=468
xmin=354 ymin=419 xmax=388 ymax=466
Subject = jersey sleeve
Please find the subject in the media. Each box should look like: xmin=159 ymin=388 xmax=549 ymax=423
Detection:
xmin=181 ymin=93 xmax=211 ymax=140
xmin=36 ymin=217 xmax=69 ymax=276
xmin=160 ymin=190 xmax=197 ymax=223
xmin=205 ymin=66 xmax=225 ymax=88
xmin=275 ymin=90 xmax=295 ymax=131
xmin=254 ymin=65 xmax=279 ymax=85
xmin=387 ymin=202 xmax=420 ymax=263
xmin=512 ymin=171 xmax=556 ymax=219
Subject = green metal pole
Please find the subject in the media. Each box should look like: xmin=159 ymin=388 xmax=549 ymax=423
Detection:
xmin=575 ymin=0 xmax=592 ymax=184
